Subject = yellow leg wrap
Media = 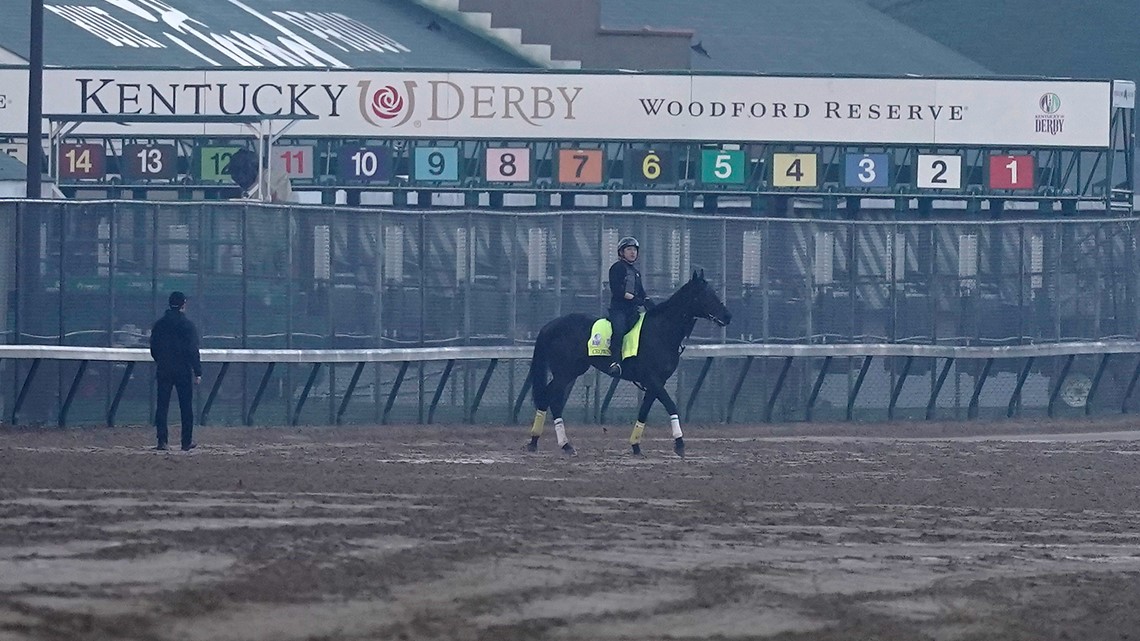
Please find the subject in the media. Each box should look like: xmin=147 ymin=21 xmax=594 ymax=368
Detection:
xmin=530 ymin=410 xmax=546 ymax=436
xmin=629 ymin=421 xmax=646 ymax=445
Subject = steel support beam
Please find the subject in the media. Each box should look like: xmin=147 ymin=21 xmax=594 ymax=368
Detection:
xmin=58 ymin=360 xmax=88 ymax=427
xmin=846 ymin=356 xmax=873 ymax=421
xmin=336 ymin=362 xmax=366 ymax=425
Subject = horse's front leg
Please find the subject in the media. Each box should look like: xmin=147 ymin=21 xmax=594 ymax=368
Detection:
xmin=633 ymin=376 xmax=684 ymax=456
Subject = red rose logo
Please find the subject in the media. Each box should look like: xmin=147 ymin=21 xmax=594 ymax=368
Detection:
xmin=371 ymin=86 xmax=404 ymax=120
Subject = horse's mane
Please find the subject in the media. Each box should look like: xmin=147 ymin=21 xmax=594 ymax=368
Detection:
xmin=646 ymin=278 xmax=702 ymax=318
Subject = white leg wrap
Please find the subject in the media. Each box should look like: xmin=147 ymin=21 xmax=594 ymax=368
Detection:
xmin=554 ymin=418 xmax=568 ymax=446
xmin=670 ymin=414 xmax=683 ymax=439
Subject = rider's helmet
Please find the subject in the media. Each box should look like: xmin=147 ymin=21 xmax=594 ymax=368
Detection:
xmin=617 ymin=236 xmax=640 ymax=256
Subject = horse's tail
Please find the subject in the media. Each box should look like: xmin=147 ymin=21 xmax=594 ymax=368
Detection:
xmin=529 ymin=328 xmax=551 ymax=410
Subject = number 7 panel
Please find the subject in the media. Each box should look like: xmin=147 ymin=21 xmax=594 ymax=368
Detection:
xmin=556 ymin=149 xmax=603 ymax=185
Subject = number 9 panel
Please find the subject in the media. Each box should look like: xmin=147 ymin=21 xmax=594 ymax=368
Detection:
xmin=414 ymin=147 xmax=460 ymax=182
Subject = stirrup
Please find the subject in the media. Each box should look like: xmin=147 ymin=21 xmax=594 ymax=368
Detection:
xmin=608 ymin=361 xmax=622 ymax=376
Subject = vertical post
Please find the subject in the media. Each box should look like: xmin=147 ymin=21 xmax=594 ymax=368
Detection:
xmin=26 ymin=0 xmax=44 ymax=198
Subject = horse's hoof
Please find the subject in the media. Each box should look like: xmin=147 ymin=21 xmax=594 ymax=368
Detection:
xmin=673 ymin=437 xmax=685 ymax=458
xmin=526 ymin=436 xmax=539 ymax=453
xmin=631 ymin=443 xmax=645 ymax=457
xmin=561 ymin=443 xmax=577 ymax=458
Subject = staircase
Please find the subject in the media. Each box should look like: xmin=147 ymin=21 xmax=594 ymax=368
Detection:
xmin=412 ymin=0 xmax=582 ymax=69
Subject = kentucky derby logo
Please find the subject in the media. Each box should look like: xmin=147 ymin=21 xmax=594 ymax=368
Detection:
xmin=1035 ymin=92 xmax=1064 ymax=136
xmin=358 ymin=80 xmax=417 ymax=128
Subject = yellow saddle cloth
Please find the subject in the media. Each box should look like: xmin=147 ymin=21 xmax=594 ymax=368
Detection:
xmin=587 ymin=313 xmax=645 ymax=359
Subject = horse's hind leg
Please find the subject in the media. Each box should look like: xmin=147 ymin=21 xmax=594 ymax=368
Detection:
xmin=549 ymin=376 xmax=579 ymax=457
xmin=527 ymin=408 xmax=545 ymax=452
xmin=628 ymin=390 xmax=656 ymax=457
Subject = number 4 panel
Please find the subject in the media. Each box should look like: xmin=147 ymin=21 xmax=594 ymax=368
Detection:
xmin=771 ymin=153 xmax=818 ymax=188
xmin=485 ymin=148 xmax=531 ymax=183
xmin=916 ymin=154 xmax=963 ymax=190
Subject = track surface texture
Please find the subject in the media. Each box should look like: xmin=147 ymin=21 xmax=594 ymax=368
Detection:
xmin=3 ymin=418 xmax=1140 ymax=641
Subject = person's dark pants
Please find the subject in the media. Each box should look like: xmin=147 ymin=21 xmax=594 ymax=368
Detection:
xmin=156 ymin=373 xmax=194 ymax=449
xmin=608 ymin=307 xmax=633 ymax=363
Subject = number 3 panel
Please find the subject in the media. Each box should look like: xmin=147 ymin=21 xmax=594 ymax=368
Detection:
xmin=485 ymin=148 xmax=531 ymax=182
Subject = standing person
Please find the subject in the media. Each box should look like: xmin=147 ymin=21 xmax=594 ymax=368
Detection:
xmin=150 ymin=291 xmax=202 ymax=451
xmin=606 ymin=236 xmax=652 ymax=376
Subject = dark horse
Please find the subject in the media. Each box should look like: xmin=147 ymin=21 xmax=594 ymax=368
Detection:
xmin=526 ymin=270 xmax=731 ymax=457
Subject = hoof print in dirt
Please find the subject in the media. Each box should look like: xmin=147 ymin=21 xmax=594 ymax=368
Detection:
xmin=673 ymin=437 xmax=685 ymax=458
xmin=561 ymin=443 xmax=577 ymax=458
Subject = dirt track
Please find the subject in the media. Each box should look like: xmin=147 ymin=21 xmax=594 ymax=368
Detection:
xmin=3 ymin=418 xmax=1140 ymax=641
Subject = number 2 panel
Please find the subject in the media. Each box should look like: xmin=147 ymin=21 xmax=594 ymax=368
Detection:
xmin=485 ymin=148 xmax=531 ymax=182
xmin=916 ymin=155 xmax=962 ymax=190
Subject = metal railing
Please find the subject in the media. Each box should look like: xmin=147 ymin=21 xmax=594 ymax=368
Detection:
xmin=4 ymin=341 xmax=1140 ymax=428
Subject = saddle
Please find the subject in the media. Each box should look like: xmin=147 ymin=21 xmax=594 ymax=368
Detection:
xmin=587 ymin=313 xmax=645 ymax=359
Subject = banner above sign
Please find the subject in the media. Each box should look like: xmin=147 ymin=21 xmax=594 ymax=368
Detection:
xmin=0 ymin=69 xmax=1119 ymax=147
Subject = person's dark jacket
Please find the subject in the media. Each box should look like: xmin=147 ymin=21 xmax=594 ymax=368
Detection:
xmin=150 ymin=309 xmax=202 ymax=379
xmin=609 ymin=260 xmax=646 ymax=311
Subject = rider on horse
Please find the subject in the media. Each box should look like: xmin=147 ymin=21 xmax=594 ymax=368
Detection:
xmin=607 ymin=236 xmax=653 ymax=376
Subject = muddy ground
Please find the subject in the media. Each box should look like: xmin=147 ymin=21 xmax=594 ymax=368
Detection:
xmin=3 ymin=417 xmax=1140 ymax=641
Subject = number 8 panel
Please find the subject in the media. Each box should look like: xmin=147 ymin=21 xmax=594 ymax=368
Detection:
xmin=485 ymin=148 xmax=531 ymax=183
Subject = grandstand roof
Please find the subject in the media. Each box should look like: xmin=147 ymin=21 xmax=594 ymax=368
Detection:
xmin=0 ymin=0 xmax=534 ymax=69
xmin=599 ymin=0 xmax=994 ymax=76
xmin=869 ymin=0 xmax=1140 ymax=83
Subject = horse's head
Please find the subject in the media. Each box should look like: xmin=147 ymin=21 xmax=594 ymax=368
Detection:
xmin=678 ymin=270 xmax=732 ymax=327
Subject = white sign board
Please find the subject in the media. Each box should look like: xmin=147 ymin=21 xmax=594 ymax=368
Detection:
xmin=0 ymin=69 xmax=1117 ymax=147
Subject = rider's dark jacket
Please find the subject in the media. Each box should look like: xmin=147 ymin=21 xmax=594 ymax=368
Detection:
xmin=609 ymin=259 xmax=646 ymax=314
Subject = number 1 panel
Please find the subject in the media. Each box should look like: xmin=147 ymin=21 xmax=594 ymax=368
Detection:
xmin=988 ymin=154 xmax=1035 ymax=190
xmin=485 ymin=148 xmax=531 ymax=182
xmin=414 ymin=147 xmax=460 ymax=182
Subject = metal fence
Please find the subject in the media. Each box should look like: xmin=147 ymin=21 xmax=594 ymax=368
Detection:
xmin=2 ymin=200 xmax=1140 ymax=426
